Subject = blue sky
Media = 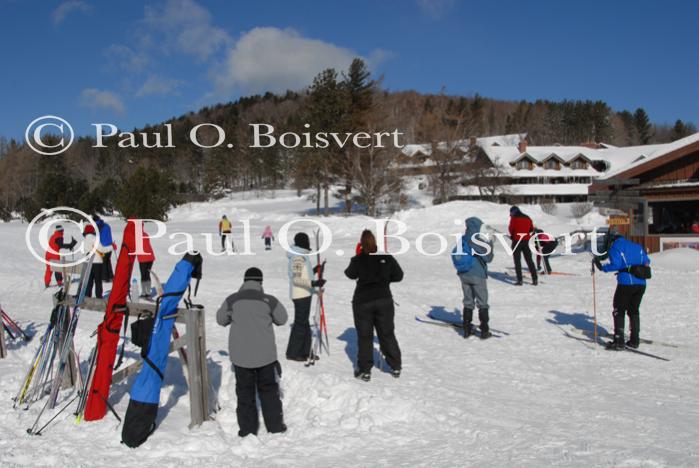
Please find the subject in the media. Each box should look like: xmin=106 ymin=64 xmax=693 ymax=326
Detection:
xmin=1 ymin=0 xmax=698 ymax=138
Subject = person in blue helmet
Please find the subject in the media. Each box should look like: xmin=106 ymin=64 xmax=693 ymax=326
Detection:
xmin=593 ymin=231 xmax=651 ymax=350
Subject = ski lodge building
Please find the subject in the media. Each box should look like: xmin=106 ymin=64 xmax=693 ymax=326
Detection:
xmin=588 ymin=133 xmax=699 ymax=253
xmin=398 ymin=133 xmax=699 ymax=209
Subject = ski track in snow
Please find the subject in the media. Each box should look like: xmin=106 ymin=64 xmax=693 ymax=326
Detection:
xmin=1 ymin=193 xmax=698 ymax=467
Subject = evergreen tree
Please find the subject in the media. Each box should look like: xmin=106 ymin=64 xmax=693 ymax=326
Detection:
xmin=634 ymin=108 xmax=652 ymax=144
xmin=115 ymin=167 xmax=175 ymax=220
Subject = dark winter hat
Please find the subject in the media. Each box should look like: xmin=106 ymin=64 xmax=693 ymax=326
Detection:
xmin=294 ymin=232 xmax=310 ymax=250
xmin=510 ymin=206 xmax=521 ymax=216
xmin=244 ymin=267 xmax=263 ymax=283
xmin=55 ymin=224 xmax=64 ymax=231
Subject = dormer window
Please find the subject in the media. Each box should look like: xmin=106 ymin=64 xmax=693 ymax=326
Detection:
xmin=516 ymin=159 xmax=533 ymax=170
xmin=571 ymin=159 xmax=588 ymax=169
xmin=543 ymin=159 xmax=559 ymax=170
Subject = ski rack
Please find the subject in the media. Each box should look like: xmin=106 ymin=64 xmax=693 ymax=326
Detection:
xmin=64 ymin=296 xmax=212 ymax=428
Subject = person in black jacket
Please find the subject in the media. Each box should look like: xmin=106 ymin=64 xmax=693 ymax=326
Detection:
xmin=344 ymin=229 xmax=404 ymax=382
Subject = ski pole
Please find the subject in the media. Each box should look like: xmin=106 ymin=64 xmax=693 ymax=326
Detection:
xmin=591 ymin=260 xmax=598 ymax=344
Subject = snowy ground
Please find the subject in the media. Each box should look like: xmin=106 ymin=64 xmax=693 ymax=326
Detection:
xmin=1 ymin=191 xmax=698 ymax=467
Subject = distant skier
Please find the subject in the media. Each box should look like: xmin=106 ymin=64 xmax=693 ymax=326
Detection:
xmin=344 ymin=229 xmax=404 ymax=381
xmin=219 ymin=215 xmax=232 ymax=252
xmin=94 ymin=215 xmax=115 ymax=282
xmin=285 ymin=232 xmax=325 ymax=362
xmin=261 ymin=225 xmax=274 ymax=250
xmin=43 ymin=224 xmax=77 ymax=288
xmin=136 ymin=223 xmax=156 ymax=299
xmin=216 ymin=267 xmax=288 ymax=437
xmin=593 ymin=232 xmax=651 ymax=350
xmin=508 ymin=206 xmax=538 ymax=286
xmin=533 ymin=227 xmax=558 ymax=274
xmin=82 ymin=224 xmax=103 ymax=298
xmin=452 ymin=217 xmax=494 ymax=339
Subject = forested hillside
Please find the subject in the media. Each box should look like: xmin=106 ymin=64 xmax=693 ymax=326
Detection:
xmin=0 ymin=59 xmax=694 ymax=221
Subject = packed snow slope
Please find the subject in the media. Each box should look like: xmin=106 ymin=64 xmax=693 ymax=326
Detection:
xmin=1 ymin=191 xmax=698 ymax=467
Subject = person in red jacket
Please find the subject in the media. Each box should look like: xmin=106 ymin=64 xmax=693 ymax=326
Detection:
xmin=44 ymin=225 xmax=77 ymax=288
xmin=508 ymin=206 xmax=538 ymax=286
xmin=136 ymin=223 xmax=156 ymax=299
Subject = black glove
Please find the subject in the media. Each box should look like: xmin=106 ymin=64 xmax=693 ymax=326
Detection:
xmin=313 ymin=261 xmax=326 ymax=276
xmin=311 ymin=279 xmax=326 ymax=288
xmin=593 ymin=257 xmax=603 ymax=271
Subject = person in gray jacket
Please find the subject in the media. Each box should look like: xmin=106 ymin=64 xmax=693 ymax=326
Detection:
xmin=452 ymin=217 xmax=494 ymax=339
xmin=216 ymin=267 xmax=289 ymax=437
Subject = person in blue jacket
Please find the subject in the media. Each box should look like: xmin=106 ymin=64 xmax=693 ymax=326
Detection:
xmin=452 ymin=217 xmax=494 ymax=339
xmin=593 ymin=232 xmax=651 ymax=350
xmin=94 ymin=215 xmax=114 ymax=282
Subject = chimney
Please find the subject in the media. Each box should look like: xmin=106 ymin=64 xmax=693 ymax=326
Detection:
xmin=518 ymin=139 xmax=528 ymax=154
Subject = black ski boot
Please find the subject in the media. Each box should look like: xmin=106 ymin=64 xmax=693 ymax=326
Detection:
xmin=391 ymin=369 xmax=401 ymax=379
xmin=605 ymin=339 xmax=624 ymax=351
xmin=463 ymin=308 xmax=474 ymax=338
xmin=478 ymin=309 xmax=490 ymax=339
xmin=354 ymin=370 xmax=371 ymax=382
xmin=625 ymin=340 xmax=639 ymax=349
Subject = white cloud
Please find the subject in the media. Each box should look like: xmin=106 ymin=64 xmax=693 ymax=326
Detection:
xmin=79 ymin=88 xmax=126 ymax=114
xmin=143 ymin=0 xmax=231 ymax=61
xmin=52 ymin=0 xmax=91 ymax=25
xmin=104 ymin=44 xmax=149 ymax=73
xmin=136 ymin=74 xmax=184 ymax=97
xmin=416 ymin=0 xmax=457 ymax=19
xmin=213 ymin=27 xmax=375 ymax=95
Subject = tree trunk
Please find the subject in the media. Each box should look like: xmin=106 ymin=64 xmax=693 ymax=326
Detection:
xmin=316 ymin=184 xmax=321 ymax=216
xmin=323 ymin=184 xmax=329 ymax=217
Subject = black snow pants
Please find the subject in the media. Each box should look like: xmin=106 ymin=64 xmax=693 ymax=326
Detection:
xmin=612 ymin=284 xmax=645 ymax=346
xmin=286 ymin=296 xmax=312 ymax=360
xmin=86 ymin=263 xmax=103 ymax=298
xmin=353 ymin=297 xmax=401 ymax=373
xmin=513 ymin=240 xmax=538 ymax=283
xmin=233 ymin=362 xmax=285 ymax=437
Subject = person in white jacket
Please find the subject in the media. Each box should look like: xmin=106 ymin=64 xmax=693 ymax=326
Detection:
xmin=82 ymin=224 xmax=104 ymax=298
xmin=285 ymin=232 xmax=325 ymax=361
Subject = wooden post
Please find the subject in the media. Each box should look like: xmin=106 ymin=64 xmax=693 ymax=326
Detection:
xmin=185 ymin=306 xmax=208 ymax=428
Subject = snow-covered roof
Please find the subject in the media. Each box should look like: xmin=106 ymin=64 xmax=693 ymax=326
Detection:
xmin=401 ymin=133 xmax=527 ymax=158
xmin=482 ymin=142 xmax=672 ymax=177
xmin=600 ymin=132 xmax=699 ymax=179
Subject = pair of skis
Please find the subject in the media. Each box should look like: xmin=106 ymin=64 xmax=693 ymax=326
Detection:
xmin=2 ymin=308 xmax=32 ymax=342
xmin=306 ymin=230 xmax=329 ymax=367
xmin=26 ymin=255 xmax=94 ymax=435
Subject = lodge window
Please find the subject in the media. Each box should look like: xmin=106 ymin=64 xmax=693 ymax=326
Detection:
xmin=648 ymin=199 xmax=699 ymax=235
xmin=516 ymin=159 xmax=533 ymax=170
xmin=571 ymin=159 xmax=587 ymax=169
xmin=543 ymin=159 xmax=559 ymax=170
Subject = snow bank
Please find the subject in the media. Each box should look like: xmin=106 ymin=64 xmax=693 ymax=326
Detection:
xmin=650 ymin=248 xmax=699 ymax=272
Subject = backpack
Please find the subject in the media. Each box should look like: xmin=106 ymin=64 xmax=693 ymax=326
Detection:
xmin=451 ymin=237 xmax=475 ymax=274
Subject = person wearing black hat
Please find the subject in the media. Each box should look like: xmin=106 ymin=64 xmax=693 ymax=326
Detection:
xmin=508 ymin=206 xmax=538 ymax=286
xmin=285 ymin=232 xmax=325 ymax=361
xmin=216 ymin=267 xmax=289 ymax=437
xmin=593 ymin=232 xmax=651 ymax=350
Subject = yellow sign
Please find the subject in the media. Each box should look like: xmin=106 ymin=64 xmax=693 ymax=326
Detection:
xmin=607 ymin=216 xmax=630 ymax=226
